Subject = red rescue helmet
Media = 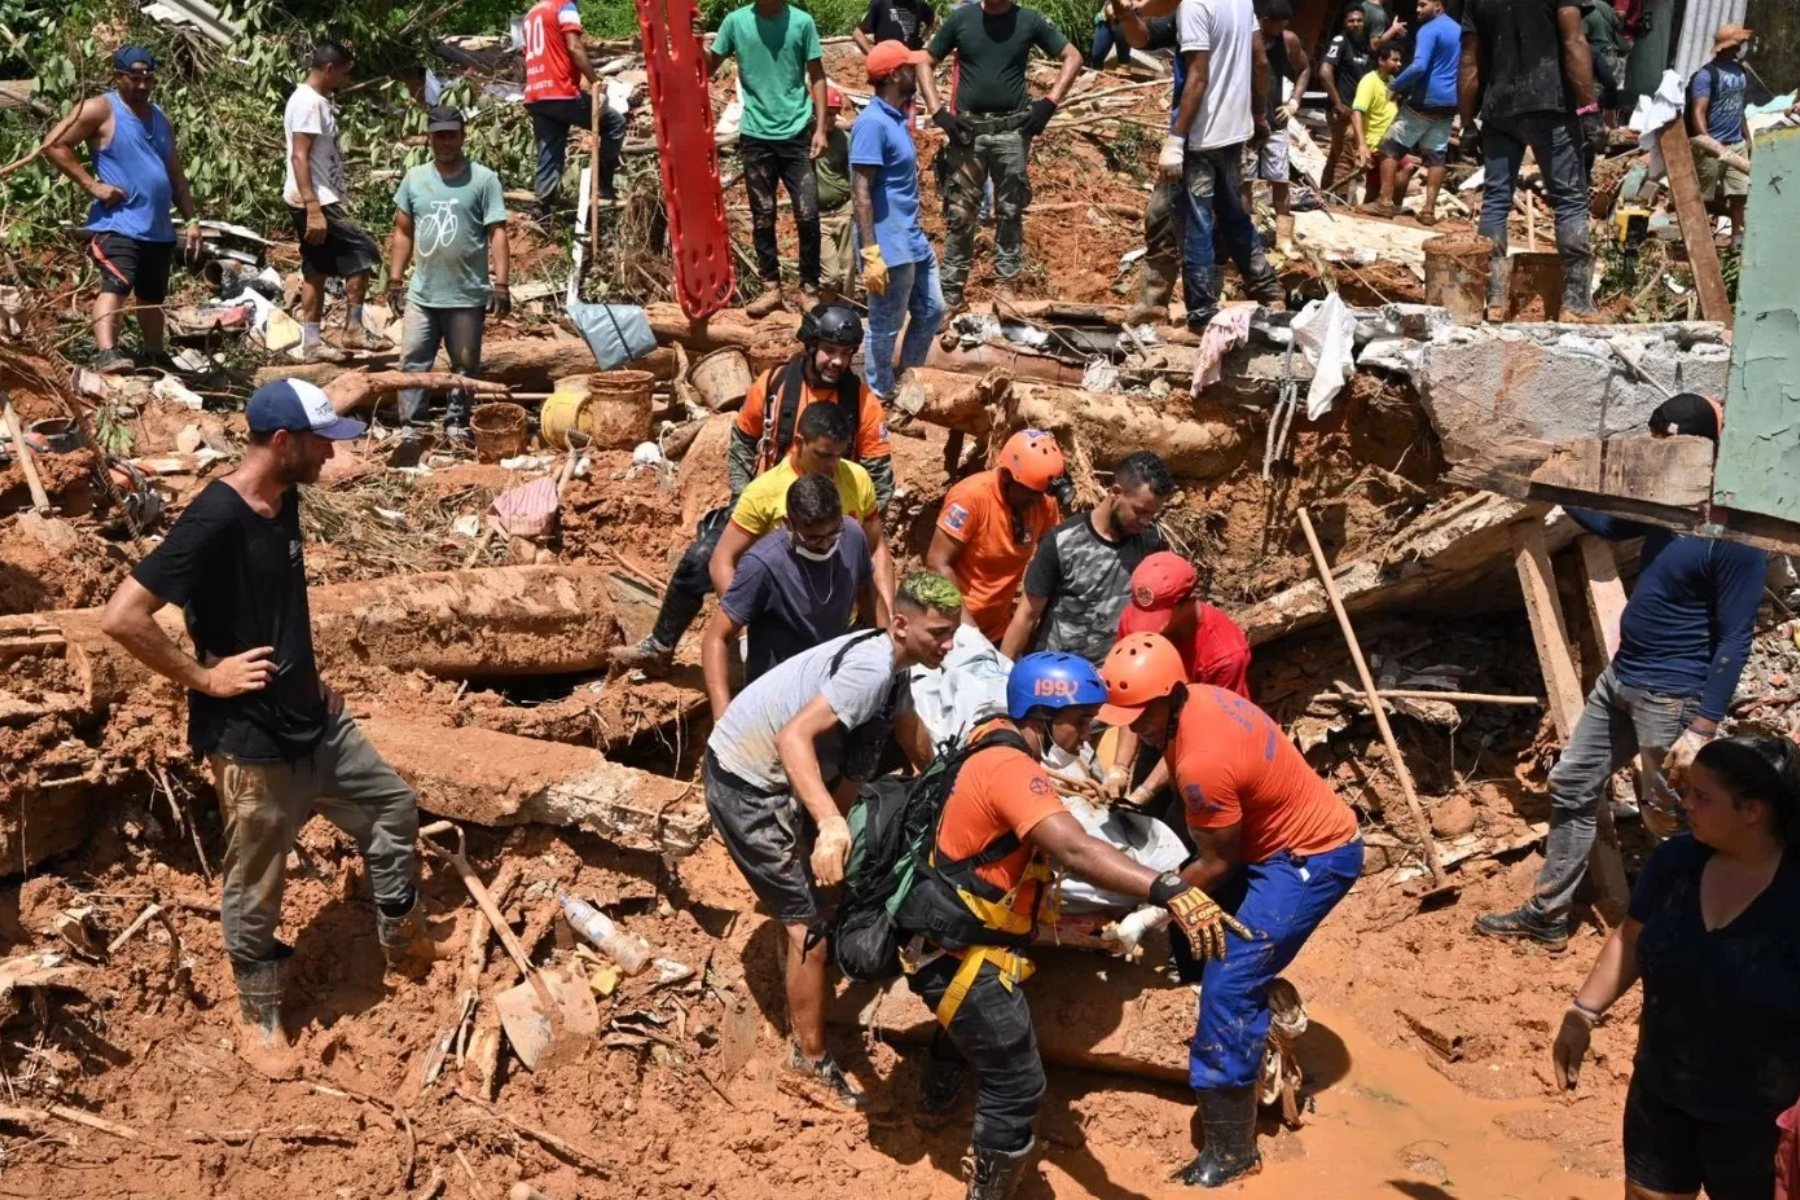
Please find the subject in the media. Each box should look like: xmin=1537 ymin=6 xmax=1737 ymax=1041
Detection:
xmin=1096 ymin=633 xmax=1187 ymax=727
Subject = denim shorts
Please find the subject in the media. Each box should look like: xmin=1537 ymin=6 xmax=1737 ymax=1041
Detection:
xmin=1379 ymin=105 xmax=1455 ymax=166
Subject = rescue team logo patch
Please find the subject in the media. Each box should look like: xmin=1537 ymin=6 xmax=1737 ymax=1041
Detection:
xmin=944 ymin=503 xmax=970 ymax=532
xmin=1133 ymin=583 xmax=1156 ymax=607
xmin=1028 ymin=774 xmax=1054 ymax=796
xmin=1183 ymin=782 xmax=1222 ymax=817
xmin=878 ymin=421 xmax=890 ymax=442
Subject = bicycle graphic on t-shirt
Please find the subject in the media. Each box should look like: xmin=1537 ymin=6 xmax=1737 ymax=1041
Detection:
xmin=416 ymin=199 xmax=461 ymax=258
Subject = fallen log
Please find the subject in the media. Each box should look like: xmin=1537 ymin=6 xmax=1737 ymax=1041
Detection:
xmin=892 ymin=368 xmax=1012 ymax=436
xmin=1446 ymin=434 xmax=1716 ymax=510
xmin=1003 ymin=383 xmax=1252 ymax=480
xmin=1231 ymin=495 xmax=1580 ymax=647
xmin=253 ymin=335 xmax=633 ymax=392
xmin=360 ymin=715 xmax=709 ymax=856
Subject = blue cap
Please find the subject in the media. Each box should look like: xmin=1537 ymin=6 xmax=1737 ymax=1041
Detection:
xmin=247 ymin=379 xmax=367 ymax=441
xmin=113 ymin=46 xmax=157 ymax=73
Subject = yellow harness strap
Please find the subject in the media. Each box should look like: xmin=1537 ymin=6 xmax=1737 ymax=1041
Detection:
xmin=933 ymin=945 xmax=1035 ymax=1028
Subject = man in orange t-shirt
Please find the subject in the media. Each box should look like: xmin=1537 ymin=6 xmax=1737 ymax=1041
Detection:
xmin=1097 ymin=632 xmax=1363 ymax=1188
xmin=926 ymin=429 xmax=1063 ymax=645
xmin=896 ymin=650 xmax=1245 ymax=1196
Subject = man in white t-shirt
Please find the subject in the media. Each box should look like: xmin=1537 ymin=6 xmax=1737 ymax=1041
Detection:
xmin=283 ymin=41 xmax=388 ymax=363
xmin=1155 ymin=0 xmax=1279 ymax=331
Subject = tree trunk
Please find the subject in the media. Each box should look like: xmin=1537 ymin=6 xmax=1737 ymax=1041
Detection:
xmin=1003 ymin=383 xmax=1253 ymax=480
xmin=253 ymin=339 xmax=679 ymax=391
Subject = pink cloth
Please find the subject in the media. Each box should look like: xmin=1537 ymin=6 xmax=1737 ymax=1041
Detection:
xmin=489 ymin=475 xmax=560 ymax=540
xmin=1190 ymin=306 xmax=1255 ymax=396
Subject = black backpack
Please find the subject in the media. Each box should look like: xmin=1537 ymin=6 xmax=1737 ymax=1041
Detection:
xmin=830 ymin=727 xmax=1035 ymax=984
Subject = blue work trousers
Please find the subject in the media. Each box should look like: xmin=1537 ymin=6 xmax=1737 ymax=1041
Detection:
xmin=1179 ymin=142 xmax=1279 ymax=328
xmin=1189 ymin=840 xmax=1363 ymax=1090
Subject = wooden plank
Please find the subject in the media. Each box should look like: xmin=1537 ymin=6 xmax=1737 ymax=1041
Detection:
xmin=1655 ymin=121 xmax=1734 ymax=328
xmin=1531 ymin=436 xmax=1715 ymax=506
xmin=1511 ymin=523 xmax=1630 ymax=919
xmin=1577 ymin=536 xmax=1627 ymax=662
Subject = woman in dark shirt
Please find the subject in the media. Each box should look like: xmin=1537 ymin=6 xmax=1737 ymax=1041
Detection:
xmin=1554 ymin=735 xmax=1800 ymax=1200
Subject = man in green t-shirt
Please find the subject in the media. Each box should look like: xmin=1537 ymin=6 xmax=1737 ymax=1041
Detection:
xmin=918 ymin=0 xmax=1084 ymax=311
xmin=708 ymin=0 xmax=830 ymax=319
xmin=814 ymin=82 xmax=855 ymax=300
xmin=386 ymin=107 xmax=509 ymax=440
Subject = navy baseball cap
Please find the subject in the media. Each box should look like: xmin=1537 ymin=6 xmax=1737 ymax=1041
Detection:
xmin=114 ymin=46 xmax=157 ymax=73
xmin=247 ymin=379 xmax=367 ymax=440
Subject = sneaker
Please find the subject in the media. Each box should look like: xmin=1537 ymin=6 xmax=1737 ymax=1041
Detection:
xmin=745 ymin=288 xmax=787 ymax=319
xmin=786 ymin=1042 xmax=868 ymax=1110
xmin=1473 ymin=905 xmax=1569 ymax=951
xmin=1358 ymin=200 xmax=1398 ymax=218
xmin=798 ymin=283 xmax=822 ymax=310
xmin=299 ymin=341 xmax=349 ymax=364
xmin=919 ymin=1057 xmax=967 ymax=1113
xmin=94 ymin=348 xmax=136 ymax=375
xmin=339 ymin=324 xmax=393 ymax=354
xmin=137 ymin=347 xmax=177 ymax=372
xmin=606 ymin=636 xmax=673 ymax=676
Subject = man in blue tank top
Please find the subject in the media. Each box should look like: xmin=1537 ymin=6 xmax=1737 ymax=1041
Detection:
xmin=43 ymin=46 xmax=201 ymax=375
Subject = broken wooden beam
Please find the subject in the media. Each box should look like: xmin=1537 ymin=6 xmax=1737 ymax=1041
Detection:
xmin=359 ymin=715 xmax=708 ymax=856
xmin=1655 ymin=121 xmax=1734 ymax=328
xmin=1446 ymin=435 xmax=1716 ymax=510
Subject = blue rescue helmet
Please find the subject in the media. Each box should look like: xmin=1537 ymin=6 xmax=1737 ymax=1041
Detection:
xmin=1007 ymin=652 xmax=1109 ymax=722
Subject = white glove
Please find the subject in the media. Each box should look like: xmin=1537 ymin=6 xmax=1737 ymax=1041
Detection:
xmin=1158 ymin=133 xmax=1186 ymax=179
xmin=1662 ymin=725 xmax=1712 ymax=795
xmin=1274 ymin=102 xmax=1296 ymax=125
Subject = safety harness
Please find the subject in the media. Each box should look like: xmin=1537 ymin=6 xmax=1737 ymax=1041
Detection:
xmin=756 ymin=353 xmax=863 ymax=475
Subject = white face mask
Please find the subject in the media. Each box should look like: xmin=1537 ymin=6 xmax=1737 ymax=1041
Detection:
xmin=1042 ymin=739 xmax=1083 ymax=774
xmin=791 ymin=532 xmax=840 ymax=563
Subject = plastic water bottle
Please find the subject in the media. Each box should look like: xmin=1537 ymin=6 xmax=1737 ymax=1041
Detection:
xmin=559 ymin=894 xmax=651 ymax=975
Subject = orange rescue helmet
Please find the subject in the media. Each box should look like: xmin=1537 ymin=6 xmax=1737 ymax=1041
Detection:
xmin=1096 ymin=632 xmax=1187 ymax=727
xmin=999 ymin=429 xmax=1065 ymax=492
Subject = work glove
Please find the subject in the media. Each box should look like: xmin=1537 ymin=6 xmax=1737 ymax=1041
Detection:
xmin=860 ymin=245 xmax=890 ymax=296
xmin=1552 ymin=1005 xmax=1593 ymax=1090
xmin=1158 ymin=133 xmax=1186 ymax=180
xmin=1149 ymin=871 xmax=1252 ymax=962
xmin=933 ymin=106 xmax=974 ymax=146
xmin=1102 ymin=763 xmax=1132 ymax=802
xmin=1662 ymin=725 xmax=1713 ymax=795
xmin=1022 ymin=96 xmax=1058 ymax=138
xmin=1580 ymin=111 xmax=1608 ymax=160
xmin=386 ymin=285 xmax=407 ymax=315
xmin=1274 ymin=101 xmax=1297 ymax=126
xmin=487 ymin=285 xmax=512 ymax=317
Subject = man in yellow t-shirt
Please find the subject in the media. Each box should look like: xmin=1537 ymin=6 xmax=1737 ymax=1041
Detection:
xmin=1352 ymin=44 xmax=1405 ymax=201
xmin=711 ymin=400 xmax=895 ymax=624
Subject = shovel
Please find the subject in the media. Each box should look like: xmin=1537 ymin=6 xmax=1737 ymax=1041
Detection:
xmin=418 ymin=820 xmax=599 ymax=1070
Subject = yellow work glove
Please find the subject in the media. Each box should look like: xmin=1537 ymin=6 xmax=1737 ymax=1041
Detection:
xmin=860 ymin=245 xmax=890 ymax=296
xmin=1151 ymin=871 xmax=1254 ymax=962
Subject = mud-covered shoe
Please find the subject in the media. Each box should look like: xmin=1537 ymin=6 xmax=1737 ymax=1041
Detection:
xmin=299 ymin=340 xmax=349 ymax=364
xmin=338 ymin=323 xmax=392 ymax=354
xmin=606 ymin=635 xmax=673 ymax=676
xmin=1124 ymin=303 xmax=1168 ymax=328
xmin=798 ymin=282 xmax=822 ymax=310
xmin=1473 ymin=905 xmax=1569 ymax=951
xmin=94 ymin=347 xmax=136 ymax=375
xmin=786 ymin=1042 xmax=868 ymax=1110
xmin=920 ymin=1056 xmax=967 ymax=1113
xmin=745 ymin=288 xmax=787 ymax=319
xmin=377 ymin=894 xmax=461 ymax=977
xmin=232 ymin=952 xmax=304 ymax=1081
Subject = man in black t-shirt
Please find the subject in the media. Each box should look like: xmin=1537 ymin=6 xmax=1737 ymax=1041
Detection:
xmin=999 ymin=450 xmax=1173 ymax=665
xmin=1318 ymin=5 xmax=1404 ymax=193
xmin=852 ymin=0 xmax=936 ymax=52
xmin=101 ymin=377 xmax=467 ymax=1080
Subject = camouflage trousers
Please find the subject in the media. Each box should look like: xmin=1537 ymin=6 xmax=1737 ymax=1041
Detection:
xmin=1139 ymin=176 xmax=1182 ymax=309
xmin=939 ymin=122 xmax=1032 ymax=307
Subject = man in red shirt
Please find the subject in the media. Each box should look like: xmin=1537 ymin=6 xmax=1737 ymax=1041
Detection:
xmin=1098 ymin=632 xmax=1363 ymax=1187
xmin=521 ymin=0 xmax=626 ymax=211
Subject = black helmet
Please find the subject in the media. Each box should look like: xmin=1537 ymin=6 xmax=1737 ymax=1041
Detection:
xmin=799 ymin=302 xmax=864 ymax=351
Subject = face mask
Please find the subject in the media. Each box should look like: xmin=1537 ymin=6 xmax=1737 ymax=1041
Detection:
xmin=1042 ymin=740 xmax=1083 ymax=774
xmin=792 ymin=533 xmax=840 ymax=562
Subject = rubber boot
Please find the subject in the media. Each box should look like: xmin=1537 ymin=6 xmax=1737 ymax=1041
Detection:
xmin=1485 ymin=250 xmax=1509 ymax=322
xmin=1174 ymin=1085 xmax=1262 ymax=1187
xmin=1559 ymin=250 xmax=1605 ymax=323
xmin=963 ymin=1140 xmax=1033 ymax=1200
xmin=232 ymin=952 xmax=303 ymax=1081
xmin=377 ymin=892 xmax=461 ymax=978
xmin=1274 ymin=213 xmax=1295 ymax=254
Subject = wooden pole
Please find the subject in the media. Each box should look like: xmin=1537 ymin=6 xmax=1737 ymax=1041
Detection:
xmin=1297 ymin=509 xmax=1453 ymax=893
xmin=1655 ymin=120 xmax=1734 ymax=328
xmin=2 ymin=396 xmax=53 ymax=513
xmin=589 ymin=80 xmax=604 ymax=261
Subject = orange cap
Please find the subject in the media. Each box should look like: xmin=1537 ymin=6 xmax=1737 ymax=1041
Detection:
xmin=825 ymin=81 xmax=845 ymax=108
xmin=999 ymin=429 xmax=1065 ymax=492
xmin=1712 ymin=23 xmax=1752 ymax=53
xmin=867 ymin=40 xmax=930 ymax=81
xmin=1096 ymin=633 xmax=1188 ymax=727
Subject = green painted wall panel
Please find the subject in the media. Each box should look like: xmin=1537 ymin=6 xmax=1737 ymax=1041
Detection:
xmin=1713 ymin=125 xmax=1800 ymax=520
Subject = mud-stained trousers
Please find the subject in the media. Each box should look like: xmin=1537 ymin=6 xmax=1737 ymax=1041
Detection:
xmin=741 ymin=131 xmax=822 ymax=288
xmin=1177 ymin=841 xmax=1362 ymax=1090
xmin=210 ymin=712 xmax=420 ymax=966
xmin=909 ymin=954 xmax=1046 ymax=1152
xmin=1139 ymin=177 xmax=1183 ymax=310
xmin=938 ymin=116 xmax=1032 ymax=308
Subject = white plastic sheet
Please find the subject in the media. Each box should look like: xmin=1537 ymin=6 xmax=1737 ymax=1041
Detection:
xmin=1291 ymin=292 xmax=1357 ymax=420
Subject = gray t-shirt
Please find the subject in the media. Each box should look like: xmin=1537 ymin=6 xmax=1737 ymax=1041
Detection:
xmin=708 ymin=630 xmax=902 ymax=792
xmin=393 ymin=161 xmax=506 ymax=309
xmin=1024 ymin=512 xmax=1163 ymax=666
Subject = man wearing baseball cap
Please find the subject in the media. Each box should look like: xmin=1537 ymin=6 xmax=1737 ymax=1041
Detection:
xmin=1096 ymin=632 xmax=1362 ymax=1186
xmin=850 ymin=41 xmax=946 ymax=399
xmin=1103 ymin=549 xmax=1251 ymax=810
xmin=1687 ymin=23 xmax=1755 ymax=247
xmin=100 ymin=379 xmax=454 ymax=1080
xmin=42 ymin=46 xmax=204 ymax=375
xmin=387 ymin=105 xmax=510 ymax=443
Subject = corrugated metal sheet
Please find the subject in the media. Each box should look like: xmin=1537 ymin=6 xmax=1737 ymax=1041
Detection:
xmin=1672 ymin=0 xmax=1747 ymax=81
xmin=140 ymin=0 xmax=238 ymax=46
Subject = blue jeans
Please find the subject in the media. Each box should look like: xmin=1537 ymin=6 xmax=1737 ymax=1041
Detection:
xmin=864 ymin=252 xmax=946 ymax=399
xmin=526 ymin=96 xmax=626 ymax=204
xmin=1190 ymin=840 xmax=1363 ymax=1090
xmin=398 ymin=304 xmax=484 ymax=426
xmin=1525 ymin=665 xmax=1695 ymax=922
xmin=1089 ymin=21 xmax=1134 ymax=68
xmin=1478 ymin=112 xmax=1595 ymax=314
xmin=1180 ymin=143 xmax=1279 ymax=328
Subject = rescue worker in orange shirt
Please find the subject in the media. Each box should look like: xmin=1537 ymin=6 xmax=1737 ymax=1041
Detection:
xmin=925 ymin=429 xmax=1063 ymax=647
xmin=897 ymin=650 xmax=1249 ymax=1200
xmin=1096 ymin=632 xmax=1363 ymax=1187
xmin=609 ymin=303 xmax=895 ymax=672
xmin=1103 ymin=551 xmax=1254 ymax=810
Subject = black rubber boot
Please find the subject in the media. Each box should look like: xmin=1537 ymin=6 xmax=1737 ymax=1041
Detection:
xmin=1485 ymin=249 xmax=1509 ymax=316
xmin=1174 ymin=1085 xmax=1262 ymax=1187
xmin=231 ymin=949 xmax=303 ymax=1080
xmin=964 ymin=1140 xmax=1033 ymax=1200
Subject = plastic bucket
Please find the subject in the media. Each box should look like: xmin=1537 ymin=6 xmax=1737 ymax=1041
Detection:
xmin=470 ymin=402 xmax=529 ymax=463
xmin=540 ymin=377 xmax=594 ymax=451
xmin=688 ymin=347 xmax=753 ymax=413
xmin=1422 ymin=234 xmax=1494 ymax=326
xmin=585 ymin=370 xmax=655 ymax=450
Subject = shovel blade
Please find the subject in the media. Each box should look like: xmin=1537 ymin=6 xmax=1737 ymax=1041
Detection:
xmin=495 ymin=970 xmax=601 ymax=1072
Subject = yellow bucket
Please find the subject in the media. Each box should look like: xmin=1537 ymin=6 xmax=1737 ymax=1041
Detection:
xmin=540 ymin=377 xmax=594 ymax=451
xmin=542 ymin=371 xmax=655 ymax=451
